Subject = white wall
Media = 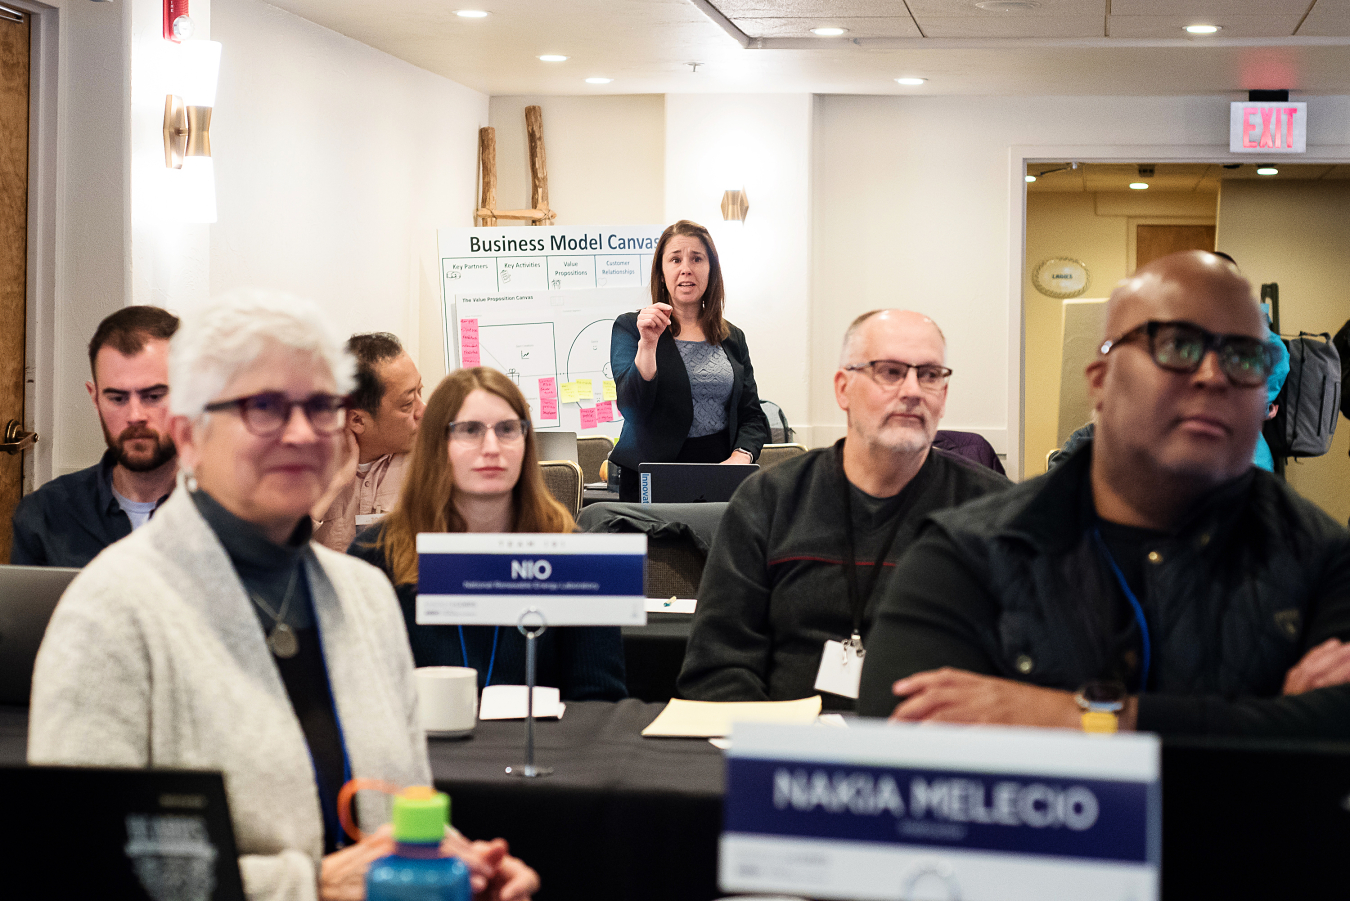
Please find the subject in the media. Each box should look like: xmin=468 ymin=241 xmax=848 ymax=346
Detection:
xmin=488 ymin=95 xmax=665 ymax=228
xmin=665 ymin=93 xmax=814 ymax=444
xmin=812 ymin=94 xmax=1350 ymax=476
xmin=210 ymin=0 xmax=488 ymax=388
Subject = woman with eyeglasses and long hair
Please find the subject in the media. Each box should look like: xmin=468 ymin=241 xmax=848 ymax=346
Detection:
xmin=29 ymin=292 xmax=538 ymax=901
xmin=609 ymin=220 xmax=772 ymax=501
xmin=350 ymin=366 xmax=626 ymax=701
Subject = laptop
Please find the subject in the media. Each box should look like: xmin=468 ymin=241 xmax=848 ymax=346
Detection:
xmin=637 ymin=462 xmax=759 ymax=504
xmin=0 ymin=565 xmax=80 ymax=705
xmin=536 ymin=430 xmax=579 ymax=464
xmin=1161 ymin=737 xmax=1350 ymax=899
xmin=4 ymin=766 xmax=246 ymax=900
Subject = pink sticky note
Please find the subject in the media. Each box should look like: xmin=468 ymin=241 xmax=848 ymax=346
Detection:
xmin=540 ymin=397 xmax=558 ymax=419
xmin=459 ymin=319 xmax=481 ymax=366
xmin=595 ymin=401 xmax=614 ymax=423
xmin=579 ymin=407 xmax=598 ymax=429
xmin=538 ymin=377 xmax=557 ymax=400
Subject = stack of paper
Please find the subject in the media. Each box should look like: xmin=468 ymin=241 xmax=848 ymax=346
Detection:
xmin=479 ymin=685 xmax=566 ymax=720
xmin=641 ymin=696 xmax=823 ymax=738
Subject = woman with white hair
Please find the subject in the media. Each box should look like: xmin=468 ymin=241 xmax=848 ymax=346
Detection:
xmin=28 ymin=291 xmax=538 ymax=901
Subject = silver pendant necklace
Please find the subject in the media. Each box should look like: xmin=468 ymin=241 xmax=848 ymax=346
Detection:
xmin=249 ymin=564 xmax=300 ymax=659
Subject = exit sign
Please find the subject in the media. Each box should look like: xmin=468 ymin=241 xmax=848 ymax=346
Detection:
xmin=1230 ymin=102 xmax=1306 ymax=153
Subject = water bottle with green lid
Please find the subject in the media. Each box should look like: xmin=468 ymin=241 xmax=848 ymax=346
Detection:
xmin=366 ymin=787 xmax=471 ymax=901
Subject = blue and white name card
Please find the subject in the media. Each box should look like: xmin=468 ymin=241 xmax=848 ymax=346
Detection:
xmin=416 ymin=532 xmax=647 ymax=626
xmin=721 ymin=721 xmax=1160 ymax=901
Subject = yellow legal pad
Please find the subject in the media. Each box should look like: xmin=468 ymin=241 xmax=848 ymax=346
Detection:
xmin=640 ymin=696 xmax=823 ymax=739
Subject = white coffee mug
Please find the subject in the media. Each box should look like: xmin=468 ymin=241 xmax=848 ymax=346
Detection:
xmin=415 ymin=666 xmax=478 ymax=736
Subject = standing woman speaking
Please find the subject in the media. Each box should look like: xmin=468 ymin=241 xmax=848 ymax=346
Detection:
xmin=610 ymin=220 xmax=771 ymax=501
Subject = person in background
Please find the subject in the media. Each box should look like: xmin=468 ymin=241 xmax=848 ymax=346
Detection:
xmin=858 ymin=252 xmax=1350 ymax=738
xmin=350 ymin=366 xmax=627 ymax=701
xmin=11 ymin=306 xmax=180 ymax=566
xmin=609 ymin=220 xmax=771 ymax=502
xmin=28 ymin=291 xmax=537 ymax=901
xmin=678 ymin=310 xmax=1009 ymax=710
xmin=313 ymin=333 xmax=425 ymax=553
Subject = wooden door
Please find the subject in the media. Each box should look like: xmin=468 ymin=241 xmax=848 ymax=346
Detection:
xmin=1135 ymin=224 xmax=1216 ymax=272
xmin=0 ymin=8 xmax=31 ymax=561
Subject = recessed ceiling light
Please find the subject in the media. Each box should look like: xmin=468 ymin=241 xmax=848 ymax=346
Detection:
xmin=585 ymin=77 xmax=612 ymax=84
xmin=1184 ymin=24 xmax=1220 ymax=34
xmin=1257 ymin=166 xmax=1279 ymax=175
xmin=895 ymin=77 xmax=927 ymax=86
xmin=455 ymin=9 xmax=489 ymax=18
xmin=1025 ymin=175 xmax=1037 ymax=182
xmin=1130 ymin=182 xmax=1149 ymax=190
xmin=975 ymin=0 xmax=1041 ymax=10
xmin=538 ymin=54 xmax=568 ymax=62
xmin=811 ymin=27 xmax=847 ymax=36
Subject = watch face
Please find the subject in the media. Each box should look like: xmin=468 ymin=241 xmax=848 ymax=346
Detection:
xmin=1081 ymin=680 xmax=1128 ymax=708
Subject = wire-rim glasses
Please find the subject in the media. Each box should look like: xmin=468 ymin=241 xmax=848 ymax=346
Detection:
xmin=1099 ymin=320 xmax=1271 ymax=388
xmin=843 ymin=360 xmax=953 ymax=391
xmin=203 ymin=392 xmax=347 ymax=437
xmin=447 ymin=419 xmax=531 ymax=445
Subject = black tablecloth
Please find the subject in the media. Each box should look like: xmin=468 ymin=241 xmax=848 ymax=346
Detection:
xmin=1 ymin=701 xmax=724 ymax=901
xmin=622 ymin=613 xmax=692 ymax=702
xmin=430 ymin=699 xmax=723 ymax=901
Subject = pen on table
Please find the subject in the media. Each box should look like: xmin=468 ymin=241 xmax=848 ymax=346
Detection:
xmin=663 ymin=596 xmax=675 ymax=608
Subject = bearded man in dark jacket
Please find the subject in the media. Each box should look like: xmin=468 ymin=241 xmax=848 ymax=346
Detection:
xmin=859 ymin=251 xmax=1350 ymax=737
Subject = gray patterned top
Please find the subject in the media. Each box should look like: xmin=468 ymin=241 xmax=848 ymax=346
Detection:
xmin=678 ymin=339 xmax=734 ymax=438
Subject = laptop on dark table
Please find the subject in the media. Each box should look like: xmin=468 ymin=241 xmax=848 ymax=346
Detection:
xmin=637 ymin=462 xmax=758 ymax=504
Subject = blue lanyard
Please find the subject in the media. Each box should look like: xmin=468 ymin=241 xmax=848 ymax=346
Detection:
xmin=458 ymin=625 xmax=500 ymax=687
xmin=1091 ymin=527 xmax=1152 ymax=692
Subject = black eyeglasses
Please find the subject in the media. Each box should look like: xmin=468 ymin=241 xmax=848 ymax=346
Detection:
xmin=204 ymin=392 xmax=347 ymax=437
xmin=843 ymin=360 xmax=953 ymax=391
xmin=1100 ymin=320 xmax=1271 ymax=388
xmin=447 ymin=419 xmax=530 ymax=445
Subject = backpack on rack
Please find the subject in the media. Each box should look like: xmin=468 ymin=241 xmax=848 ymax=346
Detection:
xmin=1264 ymin=332 xmax=1342 ymax=459
xmin=759 ymin=400 xmax=793 ymax=444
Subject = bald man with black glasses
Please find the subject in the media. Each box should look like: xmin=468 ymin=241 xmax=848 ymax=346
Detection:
xmin=859 ymin=251 xmax=1350 ymax=738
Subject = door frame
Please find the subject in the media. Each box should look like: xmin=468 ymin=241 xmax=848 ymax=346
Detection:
xmin=1008 ymin=141 xmax=1350 ymax=482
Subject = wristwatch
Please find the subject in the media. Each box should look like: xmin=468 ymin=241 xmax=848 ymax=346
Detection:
xmin=1074 ymin=680 xmax=1127 ymax=734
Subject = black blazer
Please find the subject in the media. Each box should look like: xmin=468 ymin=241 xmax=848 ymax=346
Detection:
xmin=609 ymin=312 xmax=771 ymax=471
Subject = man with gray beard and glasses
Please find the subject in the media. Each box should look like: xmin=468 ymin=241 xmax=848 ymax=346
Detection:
xmin=678 ymin=310 xmax=1010 ymax=710
xmin=11 ymin=306 xmax=180 ymax=566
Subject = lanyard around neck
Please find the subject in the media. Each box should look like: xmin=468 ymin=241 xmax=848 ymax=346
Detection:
xmin=838 ymin=446 xmax=908 ymax=641
xmin=1091 ymin=526 xmax=1152 ymax=693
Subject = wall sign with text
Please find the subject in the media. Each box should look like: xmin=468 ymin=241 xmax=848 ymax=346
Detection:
xmin=1229 ymin=102 xmax=1307 ymax=153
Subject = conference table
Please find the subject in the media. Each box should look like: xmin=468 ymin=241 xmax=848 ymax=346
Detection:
xmin=0 ymin=700 xmax=726 ymax=901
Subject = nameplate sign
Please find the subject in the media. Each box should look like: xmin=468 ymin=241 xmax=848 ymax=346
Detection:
xmin=1229 ymin=101 xmax=1307 ymax=153
xmin=721 ymin=721 xmax=1160 ymax=901
xmin=416 ymin=533 xmax=647 ymax=626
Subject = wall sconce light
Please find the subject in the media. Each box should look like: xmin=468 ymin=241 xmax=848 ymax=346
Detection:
xmin=162 ymin=39 xmax=221 ymax=222
xmin=721 ymin=189 xmax=749 ymax=222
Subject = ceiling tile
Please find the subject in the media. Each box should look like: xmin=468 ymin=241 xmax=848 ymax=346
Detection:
xmin=1107 ymin=15 xmax=1305 ymax=37
xmin=711 ymin=1 xmax=910 ymax=15
xmin=733 ymin=16 xmax=922 ymax=38
xmin=1297 ymin=1 xmax=1350 ymax=36
xmin=907 ymin=0 xmax=1104 ymax=14
xmin=1110 ymin=1 xmax=1311 ymax=14
xmin=919 ymin=16 xmax=1104 ymax=37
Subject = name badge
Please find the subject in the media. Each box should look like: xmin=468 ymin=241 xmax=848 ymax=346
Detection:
xmin=354 ymin=513 xmax=385 ymax=527
xmin=814 ymin=638 xmax=864 ymax=699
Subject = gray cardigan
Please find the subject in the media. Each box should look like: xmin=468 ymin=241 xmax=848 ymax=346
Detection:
xmin=28 ymin=487 xmax=432 ymax=901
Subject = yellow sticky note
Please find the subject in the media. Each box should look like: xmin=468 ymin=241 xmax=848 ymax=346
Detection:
xmin=602 ymin=379 xmax=617 ymax=401
xmin=575 ymin=378 xmax=593 ymax=400
xmin=559 ymin=382 xmax=579 ymax=404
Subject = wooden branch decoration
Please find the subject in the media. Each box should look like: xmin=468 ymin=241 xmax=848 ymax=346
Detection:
xmin=525 ymin=105 xmax=550 ymax=227
xmin=478 ymin=126 xmax=497 ymax=227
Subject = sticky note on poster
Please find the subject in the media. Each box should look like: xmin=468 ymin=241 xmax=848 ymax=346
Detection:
xmin=575 ymin=378 xmax=594 ymax=400
xmin=540 ymin=397 xmax=558 ymax=419
xmin=596 ymin=401 xmax=614 ymax=423
xmin=579 ymin=407 xmax=598 ymax=429
xmin=559 ymin=382 xmax=579 ymax=404
xmin=459 ymin=318 xmax=480 ymax=366
xmin=602 ymin=380 xmax=617 ymax=401
xmin=538 ymin=377 xmax=557 ymax=400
